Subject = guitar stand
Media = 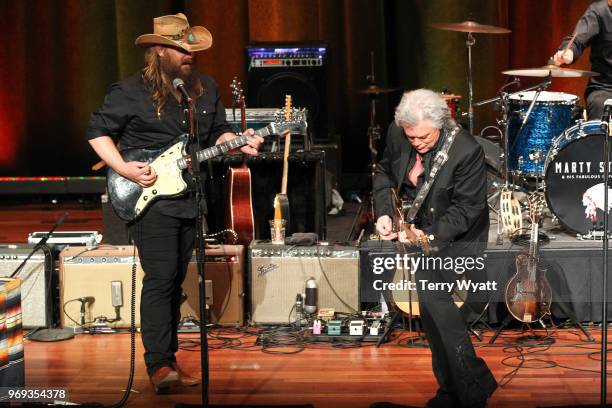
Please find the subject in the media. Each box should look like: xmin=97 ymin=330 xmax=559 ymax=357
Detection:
xmin=489 ymin=298 xmax=593 ymax=344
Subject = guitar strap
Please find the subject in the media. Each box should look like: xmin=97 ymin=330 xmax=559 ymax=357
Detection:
xmin=404 ymin=126 xmax=460 ymax=224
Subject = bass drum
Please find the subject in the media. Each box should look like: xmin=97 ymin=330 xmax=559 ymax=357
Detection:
xmin=545 ymin=120 xmax=611 ymax=235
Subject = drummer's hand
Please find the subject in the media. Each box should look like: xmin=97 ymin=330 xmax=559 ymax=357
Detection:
xmin=376 ymin=215 xmax=398 ymax=240
xmin=552 ymin=49 xmax=573 ymax=66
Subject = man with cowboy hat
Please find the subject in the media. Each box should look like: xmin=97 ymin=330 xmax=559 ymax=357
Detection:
xmin=86 ymin=13 xmax=263 ymax=393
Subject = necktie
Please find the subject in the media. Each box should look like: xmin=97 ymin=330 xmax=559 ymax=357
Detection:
xmin=407 ymin=153 xmax=424 ymax=186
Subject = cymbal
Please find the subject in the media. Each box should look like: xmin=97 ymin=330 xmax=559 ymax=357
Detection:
xmin=430 ymin=20 xmax=511 ymax=34
xmin=357 ymin=85 xmax=401 ymax=95
xmin=502 ymin=64 xmax=598 ymax=78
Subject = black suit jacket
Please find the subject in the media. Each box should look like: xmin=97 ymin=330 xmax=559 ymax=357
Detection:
xmin=373 ymin=123 xmax=489 ymax=254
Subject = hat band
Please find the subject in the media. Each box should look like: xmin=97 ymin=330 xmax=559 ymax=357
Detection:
xmin=160 ymin=27 xmax=198 ymax=44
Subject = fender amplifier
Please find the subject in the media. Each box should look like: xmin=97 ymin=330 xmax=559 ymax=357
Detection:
xmin=59 ymin=245 xmax=245 ymax=328
xmin=181 ymin=245 xmax=245 ymax=325
xmin=0 ymin=245 xmax=52 ymax=328
xmin=59 ymin=246 xmax=143 ymax=329
xmin=249 ymin=241 xmax=359 ymax=324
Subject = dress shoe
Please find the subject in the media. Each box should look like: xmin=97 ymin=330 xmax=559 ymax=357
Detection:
xmin=149 ymin=366 xmax=180 ymax=394
xmin=369 ymin=402 xmax=413 ymax=408
xmin=173 ymin=363 xmax=200 ymax=387
xmin=426 ymin=389 xmax=455 ymax=408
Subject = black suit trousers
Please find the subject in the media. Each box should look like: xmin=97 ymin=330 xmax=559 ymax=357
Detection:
xmin=129 ymin=207 xmax=196 ymax=376
xmin=415 ymin=266 xmax=497 ymax=406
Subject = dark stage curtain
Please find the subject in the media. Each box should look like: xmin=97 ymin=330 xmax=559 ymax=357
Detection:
xmin=0 ymin=0 xmax=594 ymax=176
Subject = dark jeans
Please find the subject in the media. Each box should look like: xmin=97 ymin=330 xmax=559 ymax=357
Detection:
xmin=415 ymin=266 xmax=497 ymax=407
xmin=129 ymin=207 xmax=196 ymax=376
xmin=586 ymin=88 xmax=612 ymax=120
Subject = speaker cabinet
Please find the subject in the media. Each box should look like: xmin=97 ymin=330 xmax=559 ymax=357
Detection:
xmin=249 ymin=242 xmax=359 ymax=324
xmin=59 ymin=246 xmax=143 ymax=328
xmin=181 ymin=245 xmax=245 ymax=325
xmin=0 ymin=245 xmax=51 ymax=328
xmin=246 ymin=43 xmax=328 ymax=141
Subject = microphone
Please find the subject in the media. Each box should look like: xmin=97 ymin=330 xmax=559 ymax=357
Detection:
xmin=601 ymin=99 xmax=612 ymax=133
xmin=295 ymin=294 xmax=303 ymax=328
xmin=172 ymin=78 xmax=192 ymax=104
xmin=304 ymin=277 xmax=318 ymax=314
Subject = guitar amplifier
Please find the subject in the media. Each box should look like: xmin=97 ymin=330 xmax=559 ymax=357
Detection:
xmin=0 ymin=245 xmax=52 ymax=328
xmin=59 ymin=245 xmax=245 ymax=328
xmin=225 ymin=108 xmax=310 ymax=152
xmin=249 ymin=241 xmax=359 ymax=324
xmin=59 ymin=246 xmax=143 ymax=329
xmin=181 ymin=245 xmax=245 ymax=325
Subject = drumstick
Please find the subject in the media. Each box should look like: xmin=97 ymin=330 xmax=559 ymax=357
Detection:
xmin=559 ymin=32 xmax=578 ymax=60
xmin=92 ymin=160 xmax=106 ymax=171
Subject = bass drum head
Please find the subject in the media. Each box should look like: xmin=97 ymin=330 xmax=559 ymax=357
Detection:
xmin=545 ymin=132 xmax=611 ymax=234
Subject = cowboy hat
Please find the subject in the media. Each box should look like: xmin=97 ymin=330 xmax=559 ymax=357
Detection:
xmin=135 ymin=13 xmax=212 ymax=52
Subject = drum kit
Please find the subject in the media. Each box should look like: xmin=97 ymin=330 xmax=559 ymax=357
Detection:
xmin=428 ymin=19 xmax=609 ymax=241
xmin=351 ymin=19 xmax=607 ymax=241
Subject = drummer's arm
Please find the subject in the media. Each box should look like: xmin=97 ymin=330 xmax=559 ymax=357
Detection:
xmin=554 ymin=5 xmax=600 ymax=65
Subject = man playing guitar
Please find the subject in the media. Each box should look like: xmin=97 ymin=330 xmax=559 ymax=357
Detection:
xmin=86 ymin=13 xmax=263 ymax=394
xmin=373 ymin=89 xmax=496 ymax=408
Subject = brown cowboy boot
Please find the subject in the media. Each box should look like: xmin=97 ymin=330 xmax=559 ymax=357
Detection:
xmin=150 ymin=366 xmax=180 ymax=394
xmin=173 ymin=363 xmax=200 ymax=387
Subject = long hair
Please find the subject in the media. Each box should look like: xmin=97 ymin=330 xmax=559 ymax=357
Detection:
xmin=142 ymin=47 xmax=173 ymax=114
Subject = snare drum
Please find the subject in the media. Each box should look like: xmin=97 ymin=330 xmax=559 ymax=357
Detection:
xmin=508 ymin=91 xmax=580 ymax=176
xmin=545 ymin=120 xmax=611 ymax=235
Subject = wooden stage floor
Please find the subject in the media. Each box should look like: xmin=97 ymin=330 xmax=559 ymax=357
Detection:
xmin=22 ymin=326 xmax=610 ymax=407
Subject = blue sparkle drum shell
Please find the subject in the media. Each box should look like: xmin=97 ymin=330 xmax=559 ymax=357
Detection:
xmin=508 ymin=91 xmax=580 ymax=176
xmin=544 ymin=120 xmax=610 ymax=235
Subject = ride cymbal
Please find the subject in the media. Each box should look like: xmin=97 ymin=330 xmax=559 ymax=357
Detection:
xmin=430 ymin=20 xmax=511 ymax=34
xmin=357 ymin=85 xmax=401 ymax=95
xmin=502 ymin=65 xmax=598 ymax=78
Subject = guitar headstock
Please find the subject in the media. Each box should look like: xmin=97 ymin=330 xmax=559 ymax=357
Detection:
xmin=230 ymin=77 xmax=243 ymax=106
xmin=527 ymin=193 xmax=545 ymax=224
xmin=272 ymin=97 xmax=308 ymax=134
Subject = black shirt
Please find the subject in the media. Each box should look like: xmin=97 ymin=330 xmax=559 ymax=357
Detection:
xmin=560 ymin=0 xmax=612 ymax=95
xmin=86 ymin=73 xmax=232 ymax=218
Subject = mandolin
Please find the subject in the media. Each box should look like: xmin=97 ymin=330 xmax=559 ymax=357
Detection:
xmin=272 ymin=96 xmax=293 ymax=232
xmin=225 ymin=78 xmax=255 ymax=245
xmin=504 ymin=193 xmax=552 ymax=323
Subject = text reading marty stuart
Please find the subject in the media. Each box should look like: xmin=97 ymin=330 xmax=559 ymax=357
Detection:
xmin=371 ymin=254 xmax=497 ymax=293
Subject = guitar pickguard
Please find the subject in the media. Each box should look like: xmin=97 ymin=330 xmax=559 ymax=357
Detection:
xmin=133 ymin=140 xmax=188 ymax=217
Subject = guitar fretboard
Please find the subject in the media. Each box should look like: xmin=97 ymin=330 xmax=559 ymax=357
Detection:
xmin=196 ymin=125 xmax=274 ymax=163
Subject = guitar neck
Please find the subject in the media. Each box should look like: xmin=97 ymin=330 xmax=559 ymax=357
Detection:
xmin=195 ymin=125 xmax=273 ymax=164
xmin=281 ymin=131 xmax=291 ymax=194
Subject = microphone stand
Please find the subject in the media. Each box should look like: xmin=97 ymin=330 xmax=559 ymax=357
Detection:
xmin=175 ymin=95 xmax=211 ymax=407
xmin=602 ymin=112 xmax=611 ymax=406
xmin=21 ymin=212 xmax=75 ymax=342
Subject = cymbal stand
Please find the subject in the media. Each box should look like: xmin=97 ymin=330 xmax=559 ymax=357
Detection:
xmin=466 ymin=32 xmax=476 ymax=134
xmin=349 ymin=52 xmax=383 ymax=240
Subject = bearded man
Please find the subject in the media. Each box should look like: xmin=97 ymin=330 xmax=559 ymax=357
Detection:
xmin=86 ymin=13 xmax=262 ymax=393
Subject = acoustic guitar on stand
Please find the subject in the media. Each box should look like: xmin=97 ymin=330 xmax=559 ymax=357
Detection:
xmin=225 ymin=77 xmax=255 ymax=245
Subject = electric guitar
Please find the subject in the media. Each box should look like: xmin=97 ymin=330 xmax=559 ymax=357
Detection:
xmin=107 ymin=107 xmax=307 ymax=222
xmin=505 ymin=193 xmax=552 ymax=323
xmin=272 ymin=96 xmax=293 ymax=230
xmin=225 ymin=78 xmax=255 ymax=245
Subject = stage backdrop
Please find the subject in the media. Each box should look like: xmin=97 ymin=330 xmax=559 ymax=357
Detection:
xmin=0 ymin=0 xmax=595 ymax=176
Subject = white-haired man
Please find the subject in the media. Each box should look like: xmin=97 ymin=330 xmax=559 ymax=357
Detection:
xmin=373 ymin=89 xmax=497 ymax=408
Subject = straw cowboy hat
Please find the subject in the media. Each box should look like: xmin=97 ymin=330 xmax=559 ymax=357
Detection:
xmin=135 ymin=13 xmax=212 ymax=52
